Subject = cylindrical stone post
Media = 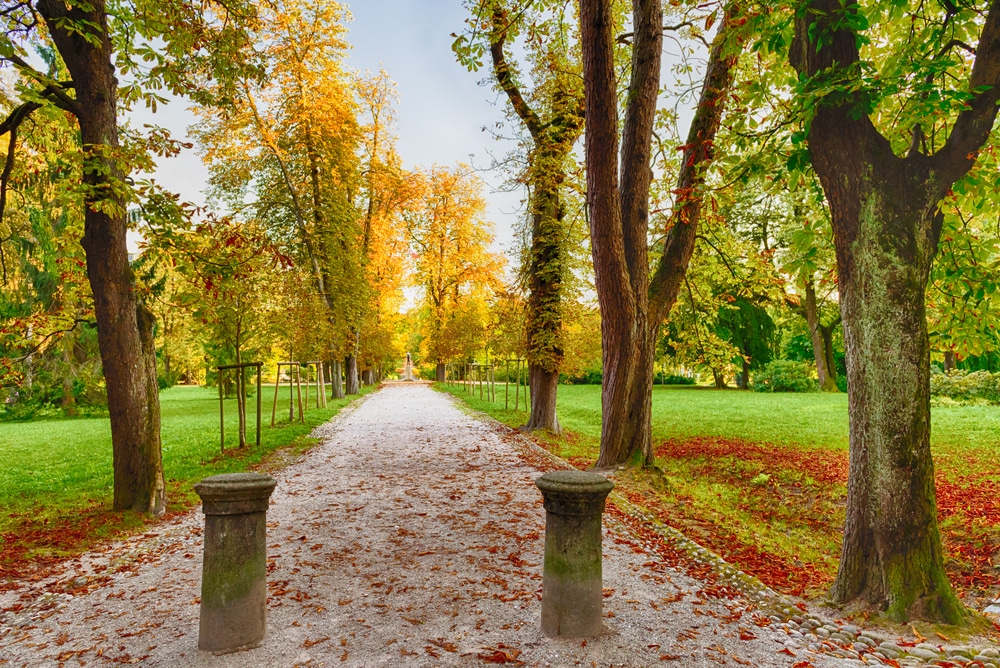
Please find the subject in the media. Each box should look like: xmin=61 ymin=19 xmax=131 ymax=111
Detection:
xmin=535 ymin=470 xmax=614 ymax=638
xmin=195 ymin=473 xmax=276 ymax=653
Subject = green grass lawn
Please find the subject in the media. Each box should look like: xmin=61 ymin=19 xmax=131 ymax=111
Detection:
xmin=441 ymin=381 xmax=1000 ymax=606
xmin=0 ymin=383 xmax=372 ymax=570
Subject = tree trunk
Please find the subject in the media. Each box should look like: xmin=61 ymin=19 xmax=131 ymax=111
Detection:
xmin=235 ymin=347 xmax=247 ymax=449
xmin=523 ymin=365 xmax=561 ymax=433
xmin=831 ymin=203 xmax=961 ymax=622
xmin=711 ymin=368 xmax=728 ymax=389
xmin=331 ymin=358 xmax=345 ymax=399
xmin=362 ymin=369 xmax=374 ymax=385
xmin=738 ymin=357 xmax=750 ymax=389
xmin=435 ymin=362 xmax=445 ymax=382
xmin=344 ymin=355 xmax=359 ymax=394
xmin=521 ymin=184 xmax=568 ymax=433
xmin=38 ymin=0 xmax=164 ymax=515
xmin=580 ymin=0 xmax=740 ymax=468
xmin=943 ymin=350 xmax=956 ymax=372
xmin=790 ymin=0 xmax=1000 ymax=623
xmin=61 ymin=337 xmax=77 ymax=417
xmin=485 ymin=17 xmax=582 ymax=436
xmin=580 ymin=0 xmax=659 ymax=469
xmin=805 ymin=280 xmax=837 ymax=391
xmin=821 ymin=324 xmax=839 ymax=387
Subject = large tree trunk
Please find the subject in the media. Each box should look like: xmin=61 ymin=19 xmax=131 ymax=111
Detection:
xmin=581 ymin=0 xmax=739 ymax=468
xmin=39 ymin=0 xmax=164 ymax=515
xmin=521 ymin=184 xmax=568 ymax=433
xmin=435 ymin=362 xmax=445 ymax=383
xmin=344 ymin=355 xmax=359 ymax=394
xmin=805 ymin=281 xmax=837 ymax=391
xmin=831 ymin=210 xmax=960 ymax=622
xmin=790 ymin=0 xmax=1000 ymax=622
xmin=523 ymin=365 xmax=561 ymax=433
xmin=580 ymin=0 xmax=659 ymax=469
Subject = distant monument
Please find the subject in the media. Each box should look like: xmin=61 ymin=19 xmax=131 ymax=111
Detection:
xmin=402 ymin=352 xmax=416 ymax=381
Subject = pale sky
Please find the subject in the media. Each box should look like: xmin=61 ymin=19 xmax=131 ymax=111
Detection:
xmin=136 ymin=0 xmax=525 ymax=256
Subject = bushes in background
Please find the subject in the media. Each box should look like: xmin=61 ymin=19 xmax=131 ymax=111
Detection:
xmin=930 ymin=368 xmax=1000 ymax=404
xmin=752 ymin=360 xmax=817 ymax=393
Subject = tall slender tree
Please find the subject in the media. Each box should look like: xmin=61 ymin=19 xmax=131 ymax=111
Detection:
xmin=456 ymin=0 xmax=585 ymax=433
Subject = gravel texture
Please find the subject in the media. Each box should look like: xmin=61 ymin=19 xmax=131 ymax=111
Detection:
xmin=0 ymin=383 xmax=959 ymax=667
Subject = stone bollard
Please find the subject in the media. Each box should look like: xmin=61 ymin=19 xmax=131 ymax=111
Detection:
xmin=535 ymin=470 xmax=614 ymax=638
xmin=194 ymin=472 xmax=276 ymax=653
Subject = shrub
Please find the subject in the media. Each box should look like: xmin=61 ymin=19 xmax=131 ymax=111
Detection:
xmin=752 ymin=360 xmax=817 ymax=393
xmin=658 ymin=373 xmax=696 ymax=385
xmin=561 ymin=368 xmax=602 ymax=385
xmin=930 ymin=369 xmax=1000 ymax=404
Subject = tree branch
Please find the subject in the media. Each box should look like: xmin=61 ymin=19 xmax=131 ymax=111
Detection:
xmin=488 ymin=5 xmax=544 ymax=139
xmin=931 ymin=1 xmax=1000 ymax=185
xmin=648 ymin=2 xmax=740 ymax=328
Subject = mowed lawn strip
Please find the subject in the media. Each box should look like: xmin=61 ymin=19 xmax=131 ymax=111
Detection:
xmin=0 ymin=384 xmax=373 ymax=575
xmin=440 ymin=382 xmax=1000 ymax=605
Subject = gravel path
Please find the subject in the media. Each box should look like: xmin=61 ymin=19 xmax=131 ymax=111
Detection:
xmin=1 ymin=383 xmax=865 ymax=667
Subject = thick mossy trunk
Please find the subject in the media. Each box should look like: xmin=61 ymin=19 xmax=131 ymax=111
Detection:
xmin=523 ymin=365 xmax=561 ymax=433
xmin=344 ymin=355 xmax=359 ymax=395
xmin=522 ymin=181 xmax=569 ymax=434
xmin=790 ymin=0 xmax=1000 ymax=624
xmin=829 ymin=186 xmax=963 ymax=624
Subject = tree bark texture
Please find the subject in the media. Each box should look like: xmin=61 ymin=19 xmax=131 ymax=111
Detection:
xmin=38 ymin=0 xmax=165 ymax=514
xmin=805 ymin=281 xmax=837 ymax=391
xmin=435 ymin=362 xmax=445 ymax=383
xmin=791 ymin=0 xmax=1000 ymax=622
xmin=488 ymin=8 xmax=583 ymax=434
xmin=580 ymin=0 xmax=739 ymax=467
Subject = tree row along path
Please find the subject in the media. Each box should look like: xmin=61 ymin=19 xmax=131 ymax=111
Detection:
xmin=0 ymin=384 xmax=860 ymax=667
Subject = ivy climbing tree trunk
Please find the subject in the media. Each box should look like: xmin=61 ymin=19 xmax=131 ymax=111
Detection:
xmin=37 ymin=0 xmax=165 ymax=514
xmin=582 ymin=0 xmax=741 ymax=467
xmin=485 ymin=3 xmax=584 ymax=434
xmin=791 ymin=0 xmax=1000 ymax=623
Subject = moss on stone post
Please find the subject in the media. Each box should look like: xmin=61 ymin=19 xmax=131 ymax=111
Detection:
xmin=195 ymin=473 xmax=276 ymax=653
xmin=535 ymin=470 xmax=614 ymax=637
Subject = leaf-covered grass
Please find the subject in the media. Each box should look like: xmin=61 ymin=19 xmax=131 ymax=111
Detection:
xmin=439 ymin=382 xmax=1000 ymax=607
xmin=0 ymin=384 xmax=373 ymax=574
